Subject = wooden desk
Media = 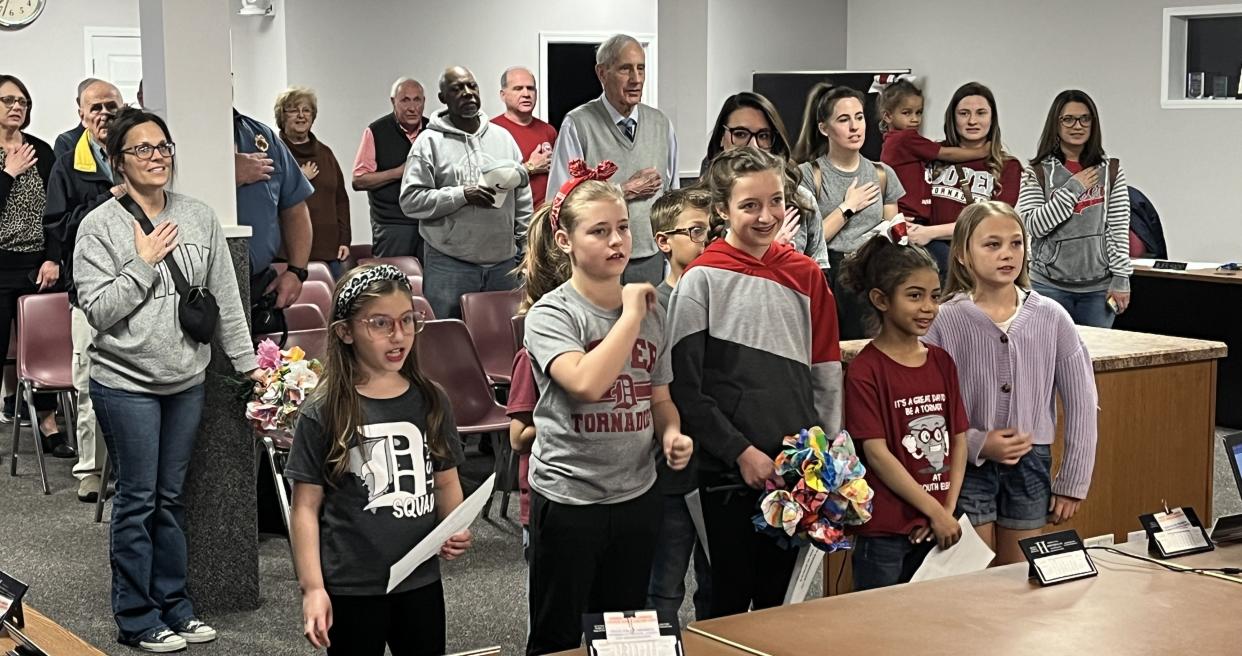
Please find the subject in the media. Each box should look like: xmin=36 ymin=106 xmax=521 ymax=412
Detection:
xmin=826 ymin=326 xmax=1227 ymax=594
xmin=690 ymin=543 xmax=1242 ymax=656
xmin=0 ymin=605 xmax=106 ymax=655
xmin=547 ymin=629 xmax=749 ymax=655
xmin=1115 ymin=265 xmax=1242 ymax=426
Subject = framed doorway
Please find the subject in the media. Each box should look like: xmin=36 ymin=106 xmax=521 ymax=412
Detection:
xmin=538 ymin=32 xmax=657 ymax=130
xmin=84 ymin=26 xmax=143 ymax=105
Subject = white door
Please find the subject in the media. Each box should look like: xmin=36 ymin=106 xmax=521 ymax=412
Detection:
xmin=85 ymin=29 xmax=142 ymax=105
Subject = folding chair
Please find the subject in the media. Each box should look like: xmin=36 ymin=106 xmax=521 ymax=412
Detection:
xmin=359 ymin=255 xmax=422 ymax=276
xmin=8 ymin=293 xmax=76 ymax=495
xmin=459 ymin=289 xmax=521 ymax=386
xmin=415 ymin=320 xmax=515 ymax=518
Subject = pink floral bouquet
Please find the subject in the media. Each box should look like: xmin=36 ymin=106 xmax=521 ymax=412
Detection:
xmin=245 ymin=339 xmax=323 ymax=433
xmin=752 ymin=426 xmax=874 ymax=552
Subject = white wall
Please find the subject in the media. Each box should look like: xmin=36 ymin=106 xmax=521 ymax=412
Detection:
xmin=847 ymin=0 xmax=1236 ymax=261
xmin=2 ymin=0 xmax=139 ymax=143
xmin=280 ymin=0 xmax=656 ymax=244
xmin=230 ymin=0 xmax=288 ymax=121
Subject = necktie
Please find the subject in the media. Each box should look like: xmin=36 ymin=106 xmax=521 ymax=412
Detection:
xmin=619 ymin=117 xmax=636 ymax=142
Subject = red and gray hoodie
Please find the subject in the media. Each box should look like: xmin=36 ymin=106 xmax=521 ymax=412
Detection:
xmin=668 ymin=240 xmax=842 ymax=476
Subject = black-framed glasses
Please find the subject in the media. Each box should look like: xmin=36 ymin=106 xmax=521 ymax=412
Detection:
xmin=283 ymin=106 xmax=313 ymax=116
xmin=87 ymin=101 xmax=120 ymax=115
xmin=661 ymin=226 xmax=709 ymax=243
xmin=0 ymin=96 xmax=30 ymax=110
xmin=724 ymin=125 xmax=775 ymax=148
xmin=121 ymin=142 xmax=176 ymax=160
xmin=1058 ymin=114 xmax=1093 ymax=128
xmin=356 ymin=311 xmax=420 ymax=339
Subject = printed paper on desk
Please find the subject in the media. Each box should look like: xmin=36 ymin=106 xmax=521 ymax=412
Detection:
xmin=592 ymin=636 xmax=679 ymax=656
xmin=386 ymin=474 xmax=494 ymax=593
xmin=909 ymin=515 xmax=995 ymax=583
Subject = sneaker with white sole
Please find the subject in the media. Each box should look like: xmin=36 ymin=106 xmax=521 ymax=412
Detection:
xmin=136 ymin=627 xmax=187 ymax=653
xmin=171 ymin=617 xmax=217 ymax=643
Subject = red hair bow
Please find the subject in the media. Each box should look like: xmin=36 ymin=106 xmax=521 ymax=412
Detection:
xmin=550 ymin=159 xmax=619 ymax=231
xmin=875 ymin=216 xmax=910 ymax=246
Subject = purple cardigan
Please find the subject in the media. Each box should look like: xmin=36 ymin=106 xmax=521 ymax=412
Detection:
xmin=924 ymin=290 xmax=1098 ymax=499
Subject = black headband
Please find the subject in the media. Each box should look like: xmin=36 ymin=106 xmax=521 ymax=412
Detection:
xmin=333 ymin=264 xmax=410 ymax=321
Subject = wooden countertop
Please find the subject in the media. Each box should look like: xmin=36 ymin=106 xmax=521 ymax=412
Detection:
xmin=841 ymin=326 xmax=1227 ymax=372
xmin=1134 ymin=264 xmax=1242 ymax=285
xmin=0 ymin=605 xmax=106 ymax=655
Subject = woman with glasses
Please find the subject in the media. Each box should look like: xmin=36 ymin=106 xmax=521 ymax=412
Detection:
xmin=702 ymin=92 xmax=829 ymax=269
xmin=1017 ymin=90 xmax=1131 ymax=327
xmin=276 ymin=86 xmax=351 ymax=277
xmin=73 ymin=107 xmax=261 ymax=653
xmin=0 ymin=74 xmax=71 ymax=453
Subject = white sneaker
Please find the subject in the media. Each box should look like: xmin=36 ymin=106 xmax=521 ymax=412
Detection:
xmin=172 ymin=618 xmax=217 ymax=644
xmin=137 ymin=627 xmax=187 ymax=653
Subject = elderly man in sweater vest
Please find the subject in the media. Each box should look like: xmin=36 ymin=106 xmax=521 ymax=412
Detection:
xmin=400 ymin=66 xmax=531 ymax=320
xmin=353 ymin=78 xmax=430 ymax=259
xmin=548 ymin=33 xmax=679 ymax=285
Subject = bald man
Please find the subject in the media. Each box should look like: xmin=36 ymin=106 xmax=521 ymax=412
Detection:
xmin=44 ymin=78 xmax=127 ymax=500
xmin=399 ymin=66 xmax=531 ymax=320
xmin=491 ymin=66 xmax=557 ymax=208
xmin=353 ymin=77 xmax=429 ymax=258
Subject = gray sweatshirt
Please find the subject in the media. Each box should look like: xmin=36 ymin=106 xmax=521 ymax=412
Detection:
xmin=73 ymin=192 xmax=258 ymax=394
xmin=398 ymin=109 xmax=532 ymax=265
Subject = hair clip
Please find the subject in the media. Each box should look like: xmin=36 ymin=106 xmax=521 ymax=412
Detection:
xmin=549 ymin=159 xmax=618 ymax=231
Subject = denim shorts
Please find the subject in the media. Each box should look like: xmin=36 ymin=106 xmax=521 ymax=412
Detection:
xmin=957 ymin=444 xmax=1052 ymax=530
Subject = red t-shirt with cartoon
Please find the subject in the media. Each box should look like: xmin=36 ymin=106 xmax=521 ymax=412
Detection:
xmin=927 ymin=154 xmax=1022 ymax=226
xmin=880 ymin=129 xmax=943 ymax=222
xmin=845 ymin=343 xmax=968 ymax=537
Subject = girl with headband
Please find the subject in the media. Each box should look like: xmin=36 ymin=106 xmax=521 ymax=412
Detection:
xmin=285 ymin=263 xmax=472 ymax=656
xmin=522 ymin=160 xmax=693 ymax=655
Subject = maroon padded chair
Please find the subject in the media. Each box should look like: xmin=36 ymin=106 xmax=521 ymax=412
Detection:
xmin=254 ymin=304 xmax=328 ymax=361
xmin=347 ymin=243 xmax=373 ymax=270
xmin=307 ymin=261 xmax=335 ymax=287
xmin=511 ymin=314 xmax=525 ymax=353
xmin=360 ymin=256 xmax=422 ymax=276
xmin=415 ymin=320 xmax=513 ymax=517
xmin=459 ymin=289 xmax=522 ymax=386
xmin=297 ymin=280 xmax=333 ymax=326
xmin=412 ymin=295 xmax=436 ymax=322
xmin=407 ymin=274 xmax=423 ymax=297
xmin=9 ymin=293 xmax=76 ymax=495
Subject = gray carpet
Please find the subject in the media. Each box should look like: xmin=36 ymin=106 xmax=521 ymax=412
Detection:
xmin=3 ymin=421 xmax=1239 ymax=655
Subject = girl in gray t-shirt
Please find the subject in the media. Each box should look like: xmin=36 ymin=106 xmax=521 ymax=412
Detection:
xmin=794 ymin=84 xmax=905 ymax=339
xmin=520 ymin=173 xmax=692 ymax=654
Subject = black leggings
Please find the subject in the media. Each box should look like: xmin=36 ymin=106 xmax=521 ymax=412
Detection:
xmin=327 ymin=580 xmax=446 ymax=656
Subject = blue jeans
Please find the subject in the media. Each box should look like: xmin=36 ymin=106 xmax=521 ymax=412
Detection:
xmin=91 ymin=380 xmax=205 ymax=643
xmin=957 ymin=444 xmax=1052 ymax=530
xmin=1032 ymin=282 xmax=1114 ymax=328
xmin=327 ymin=259 xmax=344 ymax=279
xmin=851 ymin=535 xmax=934 ymax=591
xmin=647 ymin=494 xmax=712 ymax=621
xmin=422 ymin=246 xmax=518 ymax=320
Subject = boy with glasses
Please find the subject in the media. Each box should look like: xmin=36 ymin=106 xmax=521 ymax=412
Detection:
xmin=652 ymin=187 xmax=712 ymax=312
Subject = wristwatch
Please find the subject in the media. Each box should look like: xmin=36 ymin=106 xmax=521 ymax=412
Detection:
xmin=286 ymin=264 xmax=309 ymax=282
xmin=839 ymin=204 xmax=856 ymax=221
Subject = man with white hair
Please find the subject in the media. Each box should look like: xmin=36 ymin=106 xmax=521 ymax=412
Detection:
xmin=547 ymin=33 xmax=679 ymax=285
xmin=353 ymin=77 xmax=429 ymax=258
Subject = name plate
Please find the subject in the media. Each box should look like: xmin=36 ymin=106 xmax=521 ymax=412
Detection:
xmin=1152 ymin=260 xmax=1188 ymax=270
xmin=1141 ymin=506 xmax=1215 ymax=558
xmin=1019 ymin=530 xmax=1098 ymax=586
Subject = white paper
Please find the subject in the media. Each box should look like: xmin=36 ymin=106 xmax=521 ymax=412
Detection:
xmin=1155 ymin=508 xmax=1194 ymax=532
xmin=1033 ymin=550 xmax=1094 ymax=582
xmin=684 ymin=489 xmax=710 ymax=565
xmin=386 ymin=474 xmax=494 ymax=592
xmin=1155 ymin=527 xmax=1209 ymax=553
xmin=910 ymin=515 xmax=995 ymax=583
xmin=783 ymin=544 xmax=824 ymax=604
xmin=593 ymin=636 xmax=679 ymax=656
xmin=603 ymin=611 xmax=660 ymax=640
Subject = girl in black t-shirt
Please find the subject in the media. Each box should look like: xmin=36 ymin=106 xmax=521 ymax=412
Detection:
xmin=285 ymin=264 xmax=471 ymax=656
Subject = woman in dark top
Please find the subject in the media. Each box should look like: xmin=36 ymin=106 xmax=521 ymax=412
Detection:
xmin=0 ymin=74 xmax=69 ymax=456
xmin=276 ymin=86 xmax=351 ymax=278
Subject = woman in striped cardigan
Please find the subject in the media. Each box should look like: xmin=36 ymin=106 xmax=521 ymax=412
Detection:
xmin=924 ymin=201 xmax=1097 ymax=565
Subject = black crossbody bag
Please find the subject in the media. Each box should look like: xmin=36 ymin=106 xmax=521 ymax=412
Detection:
xmin=120 ymin=194 xmax=219 ymax=344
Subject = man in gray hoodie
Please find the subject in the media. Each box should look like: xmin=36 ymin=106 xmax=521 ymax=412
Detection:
xmin=400 ymin=66 xmax=532 ymax=320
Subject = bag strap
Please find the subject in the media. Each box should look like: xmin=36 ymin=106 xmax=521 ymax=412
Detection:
xmin=119 ymin=194 xmax=193 ymax=297
xmin=812 ymin=160 xmax=824 ymax=205
xmin=1032 ymin=163 xmax=1048 ymax=194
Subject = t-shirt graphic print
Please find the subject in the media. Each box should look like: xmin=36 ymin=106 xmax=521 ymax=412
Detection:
xmin=283 ymin=386 xmax=464 ymax=595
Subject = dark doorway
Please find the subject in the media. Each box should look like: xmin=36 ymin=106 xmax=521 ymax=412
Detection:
xmin=546 ymin=42 xmax=602 ymax=130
